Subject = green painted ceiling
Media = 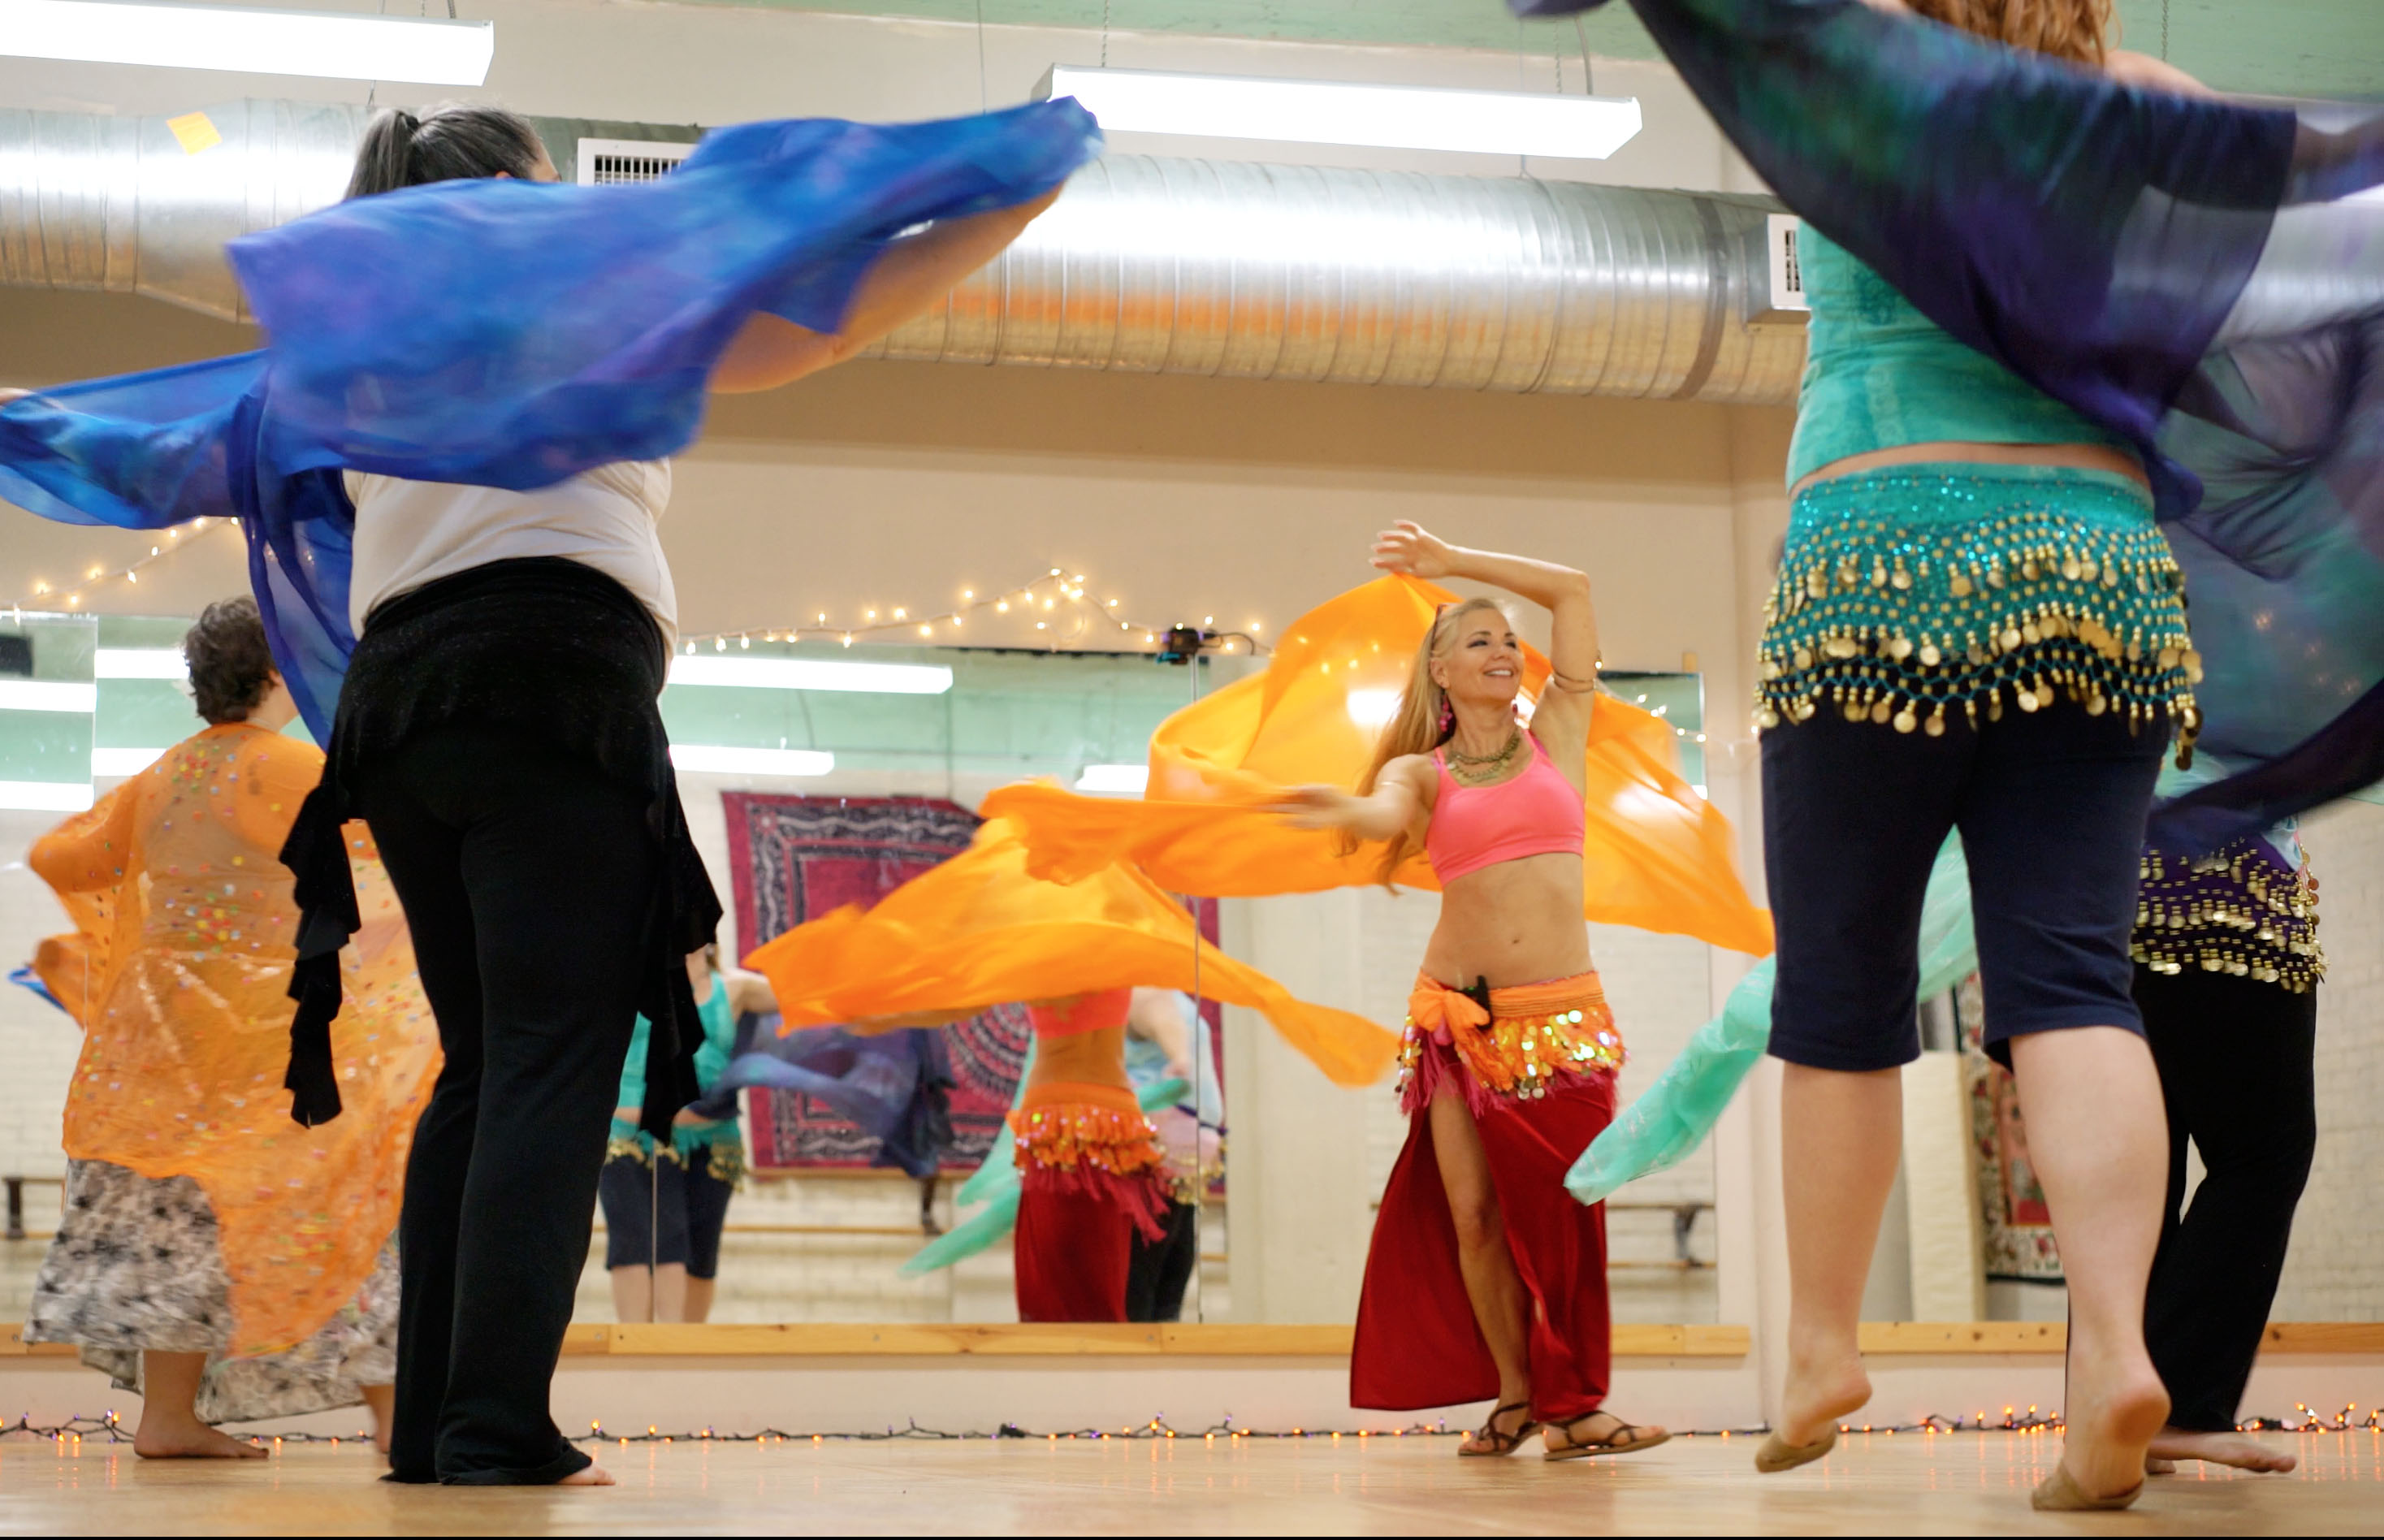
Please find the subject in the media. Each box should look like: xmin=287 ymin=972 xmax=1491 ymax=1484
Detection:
xmin=698 ymin=0 xmax=2381 ymax=101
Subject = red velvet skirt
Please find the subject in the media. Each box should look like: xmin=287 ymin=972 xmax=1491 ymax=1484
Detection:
xmin=1350 ymin=1035 xmax=1619 ymax=1423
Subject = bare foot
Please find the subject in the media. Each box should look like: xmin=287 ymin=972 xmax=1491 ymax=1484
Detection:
xmin=2053 ymin=1346 xmax=2170 ymax=1503
xmin=2148 ymin=1426 xmax=2297 ymax=1473
xmin=361 ymin=1385 xmax=395 ymax=1458
xmin=132 ymin=1420 xmax=269 ymax=1460
xmin=556 ymin=1460 xmax=616 ymax=1486
xmin=1777 ymin=1354 xmax=1871 ymax=1449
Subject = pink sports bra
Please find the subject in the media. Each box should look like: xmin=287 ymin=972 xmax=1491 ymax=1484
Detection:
xmin=1424 ymin=737 xmax=1586 ymax=884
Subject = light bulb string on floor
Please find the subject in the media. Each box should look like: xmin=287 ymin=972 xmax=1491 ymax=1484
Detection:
xmin=7 ymin=1404 xmax=2378 ymax=1449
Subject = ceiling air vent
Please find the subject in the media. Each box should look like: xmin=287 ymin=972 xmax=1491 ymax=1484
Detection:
xmin=577 ymin=137 xmax=698 ymax=186
xmin=1748 ymin=212 xmax=1810 ymax=328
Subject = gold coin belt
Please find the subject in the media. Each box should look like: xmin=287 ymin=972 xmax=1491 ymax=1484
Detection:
xmin=1756 ymin=494 xmax=2200 ymax=747
xmin=2134 ymin=837 xmax=2324 ymax=992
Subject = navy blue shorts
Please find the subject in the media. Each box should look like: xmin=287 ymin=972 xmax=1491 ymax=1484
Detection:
xmin=599 ymin=1151 xmax=735 ymax=1279
xmin=1761 ymin=699 xmax=2166 ymax=1072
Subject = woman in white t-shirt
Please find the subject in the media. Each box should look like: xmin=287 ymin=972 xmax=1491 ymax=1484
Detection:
xmin=313 ymin=104 xmax=1062 ymax=1488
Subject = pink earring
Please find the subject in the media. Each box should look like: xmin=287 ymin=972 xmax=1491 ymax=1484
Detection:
xmin=1437 ymin=695 xmax=1454 ymax=735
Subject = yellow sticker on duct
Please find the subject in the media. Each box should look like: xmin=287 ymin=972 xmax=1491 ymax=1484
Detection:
xmin=167 ymin=112 xmax=223 ymax=156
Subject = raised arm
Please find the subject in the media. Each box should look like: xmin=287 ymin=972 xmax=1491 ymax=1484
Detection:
xmin=708 ymin=188 xmax=1063 ymax=393
xmin=724 ymin=967 xmax=777 ymax=1019
xmin=1370 ymin=521 xmax=1600 ymax=745
xmin=2102 ymin=51 xmax=2217 ymax=98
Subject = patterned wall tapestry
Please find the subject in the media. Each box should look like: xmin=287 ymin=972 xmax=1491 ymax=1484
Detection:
xmin=724 ymin=794 xmax=1028 ymax=1174
xmin=1958 ymin=974 xmax=2062 ymax=1283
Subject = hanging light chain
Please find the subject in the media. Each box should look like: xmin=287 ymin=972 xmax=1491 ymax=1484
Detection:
xmin=15 ymin=517 xmax=228 ymax=613
xmin=679 ymin=565 xmax=1271 ymax=659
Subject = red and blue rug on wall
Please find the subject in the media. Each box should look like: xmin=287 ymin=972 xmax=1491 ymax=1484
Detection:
xmin=722 ymin=794 xmax=1027 ymax=1174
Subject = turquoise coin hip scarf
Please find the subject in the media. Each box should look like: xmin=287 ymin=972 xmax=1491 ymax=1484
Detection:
xmin=1758 ymin=465 xmax=2200 ymax=749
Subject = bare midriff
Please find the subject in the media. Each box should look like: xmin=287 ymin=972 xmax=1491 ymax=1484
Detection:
xmin=1419 ymin=850 xmax=1592 ymax=991
xmin=1026 ymin=1022 xmax=1133 ymax=1095
xmin=1790 ymin=440 xmax=2148 ymax=500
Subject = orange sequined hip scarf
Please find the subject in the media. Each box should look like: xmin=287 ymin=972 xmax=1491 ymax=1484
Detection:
xmin=1010 ymin=1081 xmax=1170 ymax=1239
xmin=1398 ymin=971 xmax=1625 ymax=1117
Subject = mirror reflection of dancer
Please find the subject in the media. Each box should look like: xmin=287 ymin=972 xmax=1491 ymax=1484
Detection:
xmin=744 ymin=814 xmax=1395 ymax=1322
xmin=292 ymin=106 xmax=1069 ymax=1486
xmin=2132 ymin=790 xmax=2324 ymax=1476
xmin=1010 ymin=990 xmax=1172 ymax=1322
xmin=22 ymin=599 xmax=437 ymax=1458
xmin=1122 ymin=988 xmax=1221 ymax=1323
xmin=1282 ymin=524 xmax=1666 ymax=1463
xmin=599 ymin=946 xmax=775 ymax=1325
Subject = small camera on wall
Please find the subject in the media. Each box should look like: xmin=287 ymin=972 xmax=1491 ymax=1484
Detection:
xmin=1156 ymin=625 xmax=1209 ymax=665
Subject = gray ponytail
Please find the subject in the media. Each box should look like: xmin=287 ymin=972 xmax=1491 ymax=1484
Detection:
xmin=345 ymin=103 xmax=545 ymax=199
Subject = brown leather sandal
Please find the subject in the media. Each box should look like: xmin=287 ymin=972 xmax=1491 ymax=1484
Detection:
xmin=1544 ymin=1412 xmax=1672 ymax=1461
xmin=1458 ymin=1402 xmax=1540 ymax=1458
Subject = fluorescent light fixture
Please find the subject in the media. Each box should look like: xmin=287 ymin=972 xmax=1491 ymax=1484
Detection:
xmin=0 ymin=0 xmax=493 ymax=86
xmin=0 ymin=780 xmax=94 ymax=812
xmin=93 ymin=747 xmax=167 ymax=776
xmin=670 ymin=745 xmax=834 ymax=777
xmin=1345 ymin=689 xmax=1402 ymax=730
xmin=1040 ymin=65 xmax=1642 ymax=162
xmin=95 ymin=648 xmax=185 ymax=680
xmin=1075 ymin=764 xmax=1149 ymax=796
xmin=0 ymin=681 xmax=97 ymax=713
xmin=668 ymin=656 xmax=954 ymax=695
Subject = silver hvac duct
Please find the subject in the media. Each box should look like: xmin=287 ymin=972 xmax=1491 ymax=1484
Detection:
xmin=0 ymin=99 xmax=1803 ymax=405
xmin=0 ymin=100 xmax=697 ymax=324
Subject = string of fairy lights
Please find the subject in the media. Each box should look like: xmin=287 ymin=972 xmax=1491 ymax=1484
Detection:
xmin=675 ymin=562 xmax=1722 ymax=752
xmin=11 ymin=533 xmax=1724 ymax=755
xmin=13 ymin=517 xmax=232 ymax=614
xmin=3 ymin=1404 xmax=2377 ymax=1450
xmin=673 ymin=565 xmax=1270 ymax=659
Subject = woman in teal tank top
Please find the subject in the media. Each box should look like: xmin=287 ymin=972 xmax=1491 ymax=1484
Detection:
xmin=1752 ymin=2 xmax=2210 ymax=1509
xmin=595 ymin=945 xmax=774 ymax=1324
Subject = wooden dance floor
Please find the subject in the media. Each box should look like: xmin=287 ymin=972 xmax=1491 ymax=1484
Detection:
xmin=0 ymin=1429 xmax=2374 ymax=1535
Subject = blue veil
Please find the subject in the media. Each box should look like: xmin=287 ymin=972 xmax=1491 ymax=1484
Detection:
xmin=0 ymin=102 xmax=1101 ymax=738
xmin=1517 ymin=0 xmax=2384 ymax=848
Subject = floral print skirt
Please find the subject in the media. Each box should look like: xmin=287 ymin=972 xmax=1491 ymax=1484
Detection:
xmin=25 ymin=1159 xmax=398 ymax=1425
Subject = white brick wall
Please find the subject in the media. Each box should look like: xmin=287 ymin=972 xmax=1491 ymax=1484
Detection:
xmin=2275 ymin=802 xmax=2384 ymax=1322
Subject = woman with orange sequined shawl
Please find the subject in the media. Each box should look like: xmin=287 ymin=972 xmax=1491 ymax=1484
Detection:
xmin=1279 ymin=525 xmax=1672 ymax=1463
xmin=22 ymin=599 xmax=438 ymax=1457
xmin=745 ymin=815 xmax=1398 ymax=1323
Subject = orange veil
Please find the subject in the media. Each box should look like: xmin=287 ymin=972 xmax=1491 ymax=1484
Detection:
xmin=743 ymin=814 xmax=1398 ymax=1088
xmin=983 ymin=575 xmax=1774 ymax=956
xmin=29 ymin=725 xmax=439 ymax=1357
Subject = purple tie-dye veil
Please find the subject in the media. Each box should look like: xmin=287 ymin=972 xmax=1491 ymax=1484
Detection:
xmin=1517 ymin=0 xmax=2384 ymax=847
xmin=0 ymin=102 xmax=1101 ymax=739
